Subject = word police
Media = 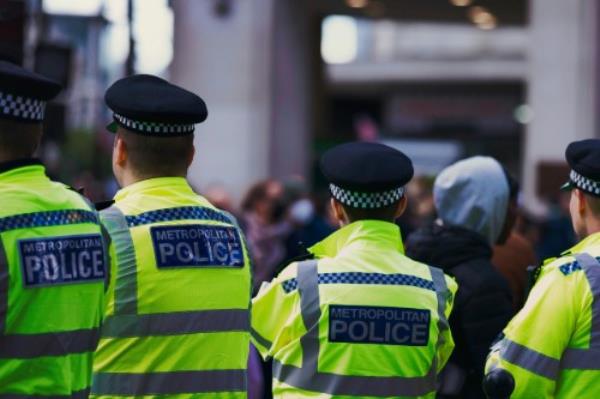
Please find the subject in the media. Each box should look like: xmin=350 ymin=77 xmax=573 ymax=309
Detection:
xmin=151 ymin=224 xmax=244 ymax=268
xmin=329 ymin=305 xmax=431 ymax=346
xmin=20 ymin=234 xmax=106 ymax=287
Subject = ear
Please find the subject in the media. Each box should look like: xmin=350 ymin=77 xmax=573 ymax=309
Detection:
xmin=576 ymin=189 xmax=587 ymax=214
xmin=331 ymin=198 xmax=346 ymax=224
xmin=115 ymin=134 xmax=128 ymax=167
xmin=394 ymin=196 xmax=408 ymax=219
xmin=187 ymin=143 xmax=195 ymax=168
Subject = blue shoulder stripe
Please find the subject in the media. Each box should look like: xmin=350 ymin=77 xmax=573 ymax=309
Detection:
xmin=125 ymin=206 xmax=232 ymax=227
xmin=0 ymin=209 xmax=99 ymax=233
xmin=281 ymin=272 xmax=435 ymax=294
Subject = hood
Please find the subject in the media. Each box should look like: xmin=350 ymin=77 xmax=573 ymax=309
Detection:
xmin=433 ymin=156 xmax=509 ymax=245
xmin=405 ymin=223 xmax=492 ymax=271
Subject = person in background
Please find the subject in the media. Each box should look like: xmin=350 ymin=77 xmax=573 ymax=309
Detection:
xmin=241 ymin=179 xmax=292 ymax=292
xmin=406 ymin=156 xmax=514 ymax=399
xmin=492 ymin=171 xmax=537 ymax=310
xmin=0 ymin=61 xmax=107 ymax=397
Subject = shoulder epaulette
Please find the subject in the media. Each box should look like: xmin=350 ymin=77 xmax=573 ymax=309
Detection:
xmin=559 ymin=260 xmax=583 ymax=276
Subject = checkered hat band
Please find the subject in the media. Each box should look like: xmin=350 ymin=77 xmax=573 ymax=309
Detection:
xmin=570 ymin=170 xmax=600 ymax=196
xmin=329 ymin=183 xmax=405 ymax=209
xmin=114 ymin=113 xmax=195 ymax=135
xmin=0 ymin=91 xmax=45 ymax=121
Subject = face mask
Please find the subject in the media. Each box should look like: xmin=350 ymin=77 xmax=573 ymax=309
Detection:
xmin=289 ymin=199 xmax=315 ymax=225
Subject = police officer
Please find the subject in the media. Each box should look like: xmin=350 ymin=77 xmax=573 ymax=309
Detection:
xmin=251 ymin=142 xmax=457 ymax=398
xmin=486 ymin=139 xmax=600 ymax=398
xmin=91 ymin=75 xmax=251 ymax=398
xmin=0 ymin=62 xmax=107 ymax=397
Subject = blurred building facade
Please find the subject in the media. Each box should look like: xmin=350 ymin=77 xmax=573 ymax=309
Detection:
xmin=171 ymin=0 xmax=600 ymax=215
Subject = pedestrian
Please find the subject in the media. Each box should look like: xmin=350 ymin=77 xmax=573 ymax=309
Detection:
xmin=406 ymin=156 xmax=515 ymax=399
xmin=0 ymin=61 xmax=108 ymax=397
xmin=251 ymin=141 xmax=457 ymax=398
xmin=90 ymin=75 xmax=252 ymax=398
xmin=486 ymin=139 xmax=600 ymax=398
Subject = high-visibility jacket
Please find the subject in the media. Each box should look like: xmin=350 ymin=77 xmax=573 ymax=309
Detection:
xmin=486 ymin=231 xmax=600 ymax=398
xmin=0 ymin=159 xmax=107 ymax=398
xmin=91 ymin=177 xmax=251 ymax=398
xmin=251 ymin=220 xmax=457 ymax=398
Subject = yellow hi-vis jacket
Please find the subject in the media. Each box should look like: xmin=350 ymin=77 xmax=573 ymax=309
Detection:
xmin=91 ymin=177 xmax=252 ymax=398
xmin=486 ymin=231 xmax=600 ymax=398
xmin=251 ymin=220 xmax=457 ymax=398
xmin=0 ymin=160 xmax=107 ymax=397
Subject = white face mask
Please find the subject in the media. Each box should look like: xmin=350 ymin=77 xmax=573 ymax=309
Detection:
xmin=289 ymin=198 xmax=315 ymax=225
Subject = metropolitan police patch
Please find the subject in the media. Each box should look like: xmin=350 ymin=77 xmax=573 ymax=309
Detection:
xmin=150 ymin=224 xmax=244 ymax=268
xmin=19 ymin=234 xmax=106 ymax=287
xmin=328 ymin=305 xmax=430 ymax=346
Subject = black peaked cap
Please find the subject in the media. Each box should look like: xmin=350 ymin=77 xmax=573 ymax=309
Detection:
xmin=105 ymin=74 xmax=208 ymax=125
xmin=0 ymin=60 xmax=62 ymax=100
xmin=566 ymin=139 xmax=600 ymax=181
xmin=320 ymin=142 xmax=414 ymax=192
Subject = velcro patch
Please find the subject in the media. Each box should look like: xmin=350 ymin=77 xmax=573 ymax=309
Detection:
xmin=150 ymin=224 xmax=244 ymax=268
xmin=328 ymin=305 xmax=430 ymax=346
xmin=19 ymin=234 xmax=106 ymax=287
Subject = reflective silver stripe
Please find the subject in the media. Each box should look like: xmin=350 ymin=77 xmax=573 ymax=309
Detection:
xmin=0 ymin=239 xmax=7 ymax=335
xmin=297 ymin=260 xmax=321 ymax=371
xmin=0 ymin=387 xmax=90 ymax=398
xmin=100 ymin=206 xmax=137 ymax=314
xmin=273 ymin=359 xmax=436 ymax=397
xmin=0 ymin=328 xmax=100 ymax=359
xmin=561 ymin=253 xmax=600 ymax=369
xmin=561 ymin=347 xmax=600 ymax=369
xmin=250 ymin=327 xmax=272 ymax=350
xmin=272 ymin=260 xmax=437 ymax=397
xmin=91 ymin=369 xmax=246 ymax=395
xmin=500 ymin=338 xmax=560 ymax=380
xmin=428 ymin=266 xmax=450 ymax=376
xmin=101 ymin=309 xmax=249 ymax=337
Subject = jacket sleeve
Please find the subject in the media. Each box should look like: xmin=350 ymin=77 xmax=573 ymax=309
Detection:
xmin=485 ymin=262 xmax=582 ymax=398
xmin=251 ymin=263 xmax=303 ymax=359
xmin=437 ymin=275 xmax=458 ymax=372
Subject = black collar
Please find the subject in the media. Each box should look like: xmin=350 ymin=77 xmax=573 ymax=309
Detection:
xmin=0 ymin=158 xmax=43 ymax=174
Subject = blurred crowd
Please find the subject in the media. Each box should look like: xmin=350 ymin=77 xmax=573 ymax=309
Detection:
xmin=193 ymin=175 xmax=576 ymax=302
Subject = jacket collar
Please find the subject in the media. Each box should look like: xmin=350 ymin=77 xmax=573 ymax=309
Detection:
xmin=114 ymin=176 xmax=191 ymax=201
xmin=309 ymin=220 xmax=404 ymax=258
xmin=0 ymin=158 xmax=43 ymax=175
xmin=562 ymin=231 xmax=600 ymax=255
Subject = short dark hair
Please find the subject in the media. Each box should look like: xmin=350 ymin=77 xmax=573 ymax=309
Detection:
xmin=119 ymin=128 xmax=194 ymax=177
xmin=339 ymin=199 xmax=401 ymax=223
xmin=0 ymin=119 xmax=42 ymax=159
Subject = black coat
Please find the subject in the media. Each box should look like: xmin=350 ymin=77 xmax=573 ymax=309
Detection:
xmin=406 ymin=224 xmax=514 ymax=399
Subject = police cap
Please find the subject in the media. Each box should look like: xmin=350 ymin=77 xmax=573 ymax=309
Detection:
xmin=105 ymin=74 xmax=207 ymax=136
xmin=562 ymin=139 xmax=600 ymax=197
xmin=320 ymin=142 xmax=414 ymax=209
xmin=0 ymin=60 xmax=62 ymax=123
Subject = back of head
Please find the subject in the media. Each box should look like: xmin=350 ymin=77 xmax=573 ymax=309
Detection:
xmin=320 ymin=141 xmax=414 ymax=224
xmin=118 ymin=128 xmax=194 ymax=178
xmin=433 ymin=156 xmax=509 ymax=244
xmin=0 ymin=61 xmax=61 ymax=162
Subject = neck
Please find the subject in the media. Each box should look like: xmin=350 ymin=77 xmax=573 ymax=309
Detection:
xmin=585 ymin=218 xmax=600 ymax=238
xmin=117 ymin=169 xmax=187 ymax=188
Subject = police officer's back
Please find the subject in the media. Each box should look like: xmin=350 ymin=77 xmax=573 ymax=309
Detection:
xmin=251 ymin=142 xmax=457 ymax=398
xmin=91 ymin=75 xmax=251 ymax=398
xmin=0 ymin=62 xmax=107 ymax=396
xmin=486 ymin=139 xmax=600 ymax=398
